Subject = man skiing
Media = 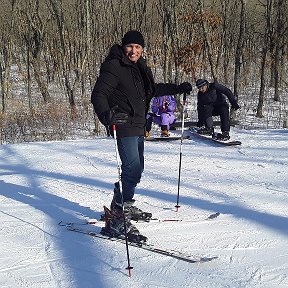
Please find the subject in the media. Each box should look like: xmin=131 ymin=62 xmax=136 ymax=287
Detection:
xmin=145 ymin=95 xmax=177 ymax=138
xmin=195 ymin=79 xmax=240 ymax=140
xmin=91 ymin=30 xmax=192 ymax=242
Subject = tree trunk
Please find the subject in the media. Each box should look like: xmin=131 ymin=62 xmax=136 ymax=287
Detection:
xmin=273 ymin=0 xmax=285 ymax=101
xmin=233 ymin=0 xmax=245 ymax=99
xmin=31 ymin=57 xmax=51 ymax=103
xmin=27 ymin=45 xmax=32 ymax=111
xmin=257 ymin=0 xmax=273 ymax=118
xmin=231 ymin=0 xmax=245 ymax=121
xmin=198 ymin=0 xmax=217 ymax=81
xmin=0 ymin=0 xmax=17 ymax=112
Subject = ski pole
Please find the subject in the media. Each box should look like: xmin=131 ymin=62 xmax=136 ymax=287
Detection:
xmin=112 ymin=124 xmax=133 ymax=277
xmin=175 ymin=92 xmax=188 ymax=212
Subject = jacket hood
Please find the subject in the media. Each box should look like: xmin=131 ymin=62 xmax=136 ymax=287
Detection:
xmin=105 ymin=44 xmax=124 ymax=62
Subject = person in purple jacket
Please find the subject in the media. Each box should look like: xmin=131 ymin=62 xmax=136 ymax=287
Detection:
xmin=145 ymin=95 xmax=177 ymax=137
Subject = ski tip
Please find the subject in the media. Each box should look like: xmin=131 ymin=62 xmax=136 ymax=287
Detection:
xmin=200 ymin=256 xmax=218 ymax=262
xmin=86 ymin=219 xmax=98 ymax=224
xmin=207 ymin=212 xmax=220 ymax=220
xmin=163 ymin=207 xmax=174 ymax=211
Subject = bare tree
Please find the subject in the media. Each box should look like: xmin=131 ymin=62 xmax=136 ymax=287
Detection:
xmin=17 ymin=0 xmax=51 ymax=103
xmin=0 ymin=0 xmax=17 ymax=112
xmin=47 ymin=0 xmax=82 ymax=114
xmin=233 ymin=0 xmax=246 ymax=99
xmin=273 ymin=0 xmax=286 ymax=101
xmin=197 ymin=0 xmax=217 ymax=81
xmin=257 ymin=0 xmax=273 ymax=118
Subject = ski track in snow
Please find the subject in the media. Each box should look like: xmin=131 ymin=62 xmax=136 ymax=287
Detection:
xmin=0 ymin=128 xmax=287 ymax=287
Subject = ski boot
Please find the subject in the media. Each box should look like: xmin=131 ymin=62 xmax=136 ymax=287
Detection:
xmin=100 ymin=206 xmax=147 ymax=244
xmin=111 ymin=182 xmax=153 ymax=222
xmin=197 ymin=127 xmax=214 ymax=135
xmin=213 ymin=131 xmax=230 ymax=141
xmin=123 ymin=200 xmax=153 ymax=222
xmin=161 ymin=130 xmax=170 ymax=137
xmin=145 ymin=131 xmax=150 ymax=138
xmin=160 ymin=125 xmax=170 ymax=137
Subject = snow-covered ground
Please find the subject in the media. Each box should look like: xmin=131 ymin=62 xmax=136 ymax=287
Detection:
xmin=0 ymin=128 xmax=287 ymax=288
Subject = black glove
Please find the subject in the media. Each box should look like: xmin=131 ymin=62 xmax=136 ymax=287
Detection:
xmin=231 ymin=101 xmax=240 ymax=110
xmin=148 ymin=112 xmax=157 ymax=117
xmin=100 ymin=106 xmax=129 ymax=126
xmin=177 ymin=82 xmax=192 ymax=94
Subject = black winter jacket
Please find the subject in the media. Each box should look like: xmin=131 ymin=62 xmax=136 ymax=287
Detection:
xmin=197 ymin=82 xmax=237 ymax=108
xmin=91 ymin=45 xmax=180 ymax=137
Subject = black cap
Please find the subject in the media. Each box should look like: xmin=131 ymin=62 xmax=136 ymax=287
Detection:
xmin=196 ymin=79 xmax=208 ymax=89
xmin=122 ymin=30 xmax=145 ymax=48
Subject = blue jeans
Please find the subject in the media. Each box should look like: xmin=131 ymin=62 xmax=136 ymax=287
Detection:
xmin=116 ymin=136 xmax=144 ymax=202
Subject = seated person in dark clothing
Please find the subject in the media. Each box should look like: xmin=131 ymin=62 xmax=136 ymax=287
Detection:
xmin=195 ymin=79 xmax=240 ymax=140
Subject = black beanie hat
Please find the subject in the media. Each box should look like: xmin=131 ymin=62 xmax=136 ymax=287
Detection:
xmin=122 ymin=30 xmax=145 ymax=48
xmin=196 ymin=79 xmax=208 ymax=89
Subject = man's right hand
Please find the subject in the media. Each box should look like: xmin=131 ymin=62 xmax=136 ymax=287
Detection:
xmin=100 ymin=106 xmax=129 ymax=126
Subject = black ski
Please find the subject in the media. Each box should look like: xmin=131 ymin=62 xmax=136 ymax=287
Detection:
xmin=189 ymin=127 xmax=241 ymax=146
xmin=145 ymin=135 xmax=189 ymax=142
xmin=59 ymin=222 xmax=217 ymax=264
xmin=99 ymin=211 xmax=220 ymax=223
xmin=144 ymin=212 xmax=220 ymax=223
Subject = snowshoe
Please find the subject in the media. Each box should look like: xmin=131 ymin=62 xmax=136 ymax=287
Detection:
xmin=100 ymin=206 xmax=147 ymax=244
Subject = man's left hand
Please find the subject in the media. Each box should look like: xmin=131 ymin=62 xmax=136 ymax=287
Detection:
xmin=231 ymin=101 xmax=240 ymax=110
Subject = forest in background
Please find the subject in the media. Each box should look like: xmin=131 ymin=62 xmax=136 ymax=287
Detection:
xmin=0 ymin=0 xmax=287 ymax=144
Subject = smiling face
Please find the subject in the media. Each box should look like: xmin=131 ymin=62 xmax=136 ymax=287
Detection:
xmin=123 ymin=44 xmax=143 ymax=63
xmin=198 ymin=84 xmax=208 ymax=93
